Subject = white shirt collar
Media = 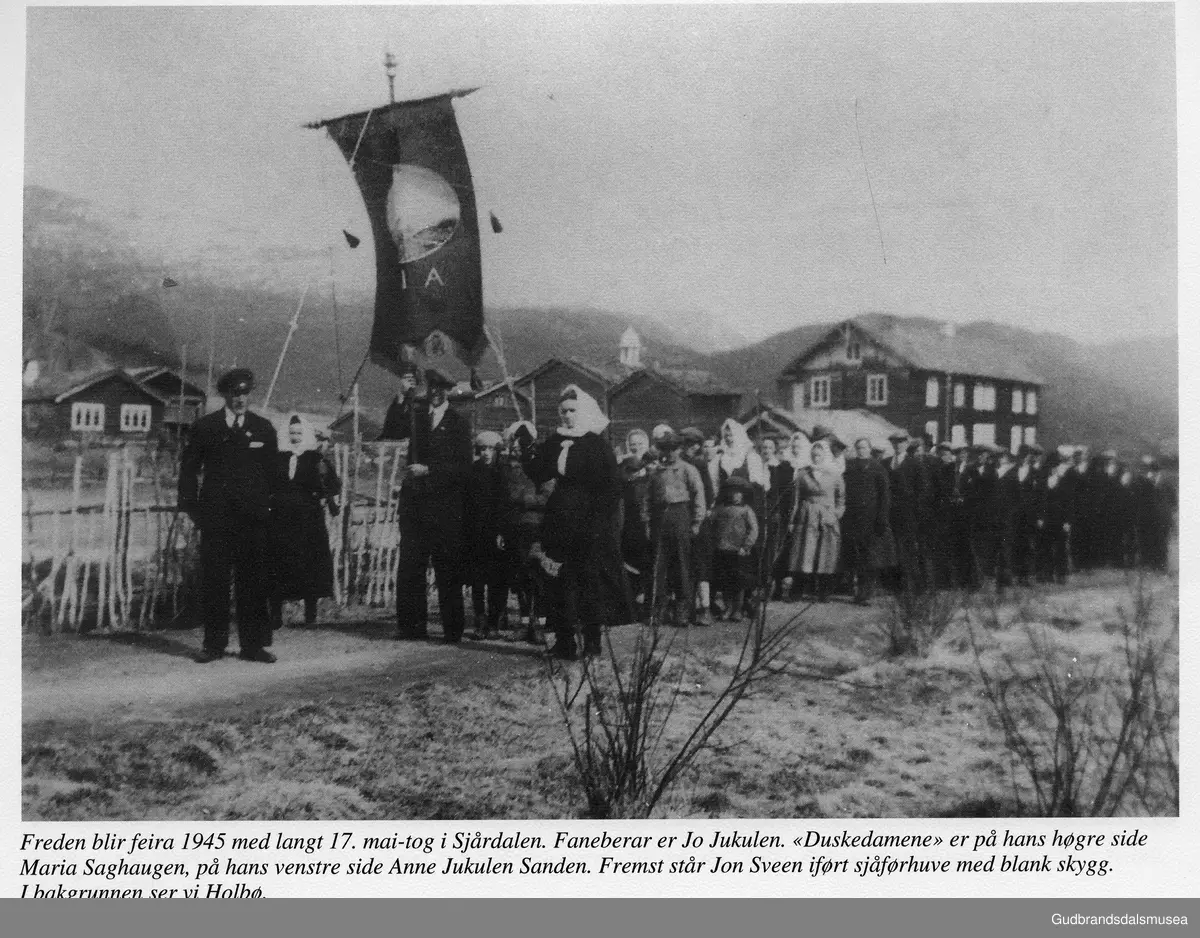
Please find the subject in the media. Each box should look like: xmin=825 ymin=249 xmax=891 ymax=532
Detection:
xmin=224 ymin=407 xmax=242 ymax=428
xmin=429 ymin=401 xmax=449 ymax=428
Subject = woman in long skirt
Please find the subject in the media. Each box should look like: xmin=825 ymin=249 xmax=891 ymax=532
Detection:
xmin=268 ymin=414 xmax=340 ymax=628
xmin=784 ymin=440 xmax=845 ymax=602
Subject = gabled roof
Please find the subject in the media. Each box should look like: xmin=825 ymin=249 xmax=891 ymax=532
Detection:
xmin=610 ymin=364 xmax=740 ymax=398
xmin=124 ymin=366 xmax=207 ymax=399
xmin=514 ymin=357 xmax=625 ymax=389
xmin=23 ymin=367 xmax=168 ymax=405
xmin=739 ymin=402 xmax=906 ymax=452
xmin=780 ymin=313 xmax=1044 ymax=385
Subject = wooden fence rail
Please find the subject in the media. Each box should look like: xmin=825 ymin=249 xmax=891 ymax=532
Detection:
xmin=22 ymin=441 xmax=413 ymax=633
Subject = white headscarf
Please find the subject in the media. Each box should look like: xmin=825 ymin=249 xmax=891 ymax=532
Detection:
xmin=279 ymin=413 xmax=318 ymax=454
xmin=556 ymin=385 xmax=609 ymax=438
xmin=711 ymin=418 xmax=768 ymax=491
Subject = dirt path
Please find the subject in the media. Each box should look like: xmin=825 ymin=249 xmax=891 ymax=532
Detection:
xmin=22 ymin=619 xmax=549 ymax=727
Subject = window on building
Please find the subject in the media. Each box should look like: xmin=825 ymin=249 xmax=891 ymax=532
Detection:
xmin=809 ymin=376 xmax=831 ymax=408
xmin=1023 ymin=426 xmax=1037 ymax=446
xmin=120 ymin=404 xmax=152 ymax=433
xmin=866 ymin=374 xmax=888 ymax=406
xmin=973 ymin=383 xmax=996 ymax=411
xmin=1025 ymin=389 xmax=1038 ymax=415
xmin=951 ymin=424 xmax=966 ymax=447
xmin=925 ymin=420 xmax=939 ymax=444
xmin=71 ymin=402 xmax=105 ymax=432
xmin=846 ymin=340 xmax=861 ymax=361
xmin=1012 ymin=388 xmax=1024 ymax=414
xmin=953 ymin=382 xmax=966 ymax=407
xmin=1010 ymin=425 xmax=1022 ymax=453
xmin=973 ymin=423 xmax=995 ymax=447
xmin=925 ymin=377 xmax=939 ymax=408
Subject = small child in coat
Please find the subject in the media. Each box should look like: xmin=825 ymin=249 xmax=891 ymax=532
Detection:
xmin=711 ymin=477 xmax=759 ymax=621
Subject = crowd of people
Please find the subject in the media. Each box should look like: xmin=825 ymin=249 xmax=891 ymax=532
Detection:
xmin=180 ymin=366 xmax=1176 ymax=665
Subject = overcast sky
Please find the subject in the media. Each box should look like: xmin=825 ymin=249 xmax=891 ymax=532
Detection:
xmin=23 ymin=4 xmax=1176 ymax=344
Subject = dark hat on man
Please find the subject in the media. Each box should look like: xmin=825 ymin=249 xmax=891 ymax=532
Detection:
xmin=680 ymin=426 xmax=705 ymax=445
xmin=888 ymin=431 xmax=909 ymax=444
xmin=906 ymin=439 xmax=923 ymax=453
xmin=424 ymin=368 xmax=456 ymax=390
xmin=657 ymin=429 xmax=683 ymax=450
xmin=811 ymin=424 xmax=834 ymax=442
xmin=1029 ymin=443 xmax=1045 ymax=456
xmin=216 ymin=368 xmax=254 ymax=396
xmin=1101 ymin=448 xmax=1119 ymax=461
xmin=935 ymin=441 xmax=953 ymax=453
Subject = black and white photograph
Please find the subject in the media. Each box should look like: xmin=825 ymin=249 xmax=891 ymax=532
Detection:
xmin=18 ymin=3 xmax=1179 ymax=828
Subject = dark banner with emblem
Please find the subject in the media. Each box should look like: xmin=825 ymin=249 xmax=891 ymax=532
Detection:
xmin=312 ymin=90 xmax=487 ymax=372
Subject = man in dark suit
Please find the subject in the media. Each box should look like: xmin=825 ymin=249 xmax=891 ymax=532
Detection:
xmin=178 ymin=369 xmax=279 ymax=663
xmin=885 ymin=432 xmax=919 ymax=592
xmin=394 ymin=368 xmax=473 ymax=642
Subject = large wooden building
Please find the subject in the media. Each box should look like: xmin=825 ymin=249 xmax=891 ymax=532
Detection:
xmin=22 ymin=364 xmax=208 ymax=441
xmin=777 ymin=314 xmax=1043 ymax=452
xmin=472 ymin=357 xmax=627 ymax=439
xmin=23 ymin=368 xmax=168 ymax=439
xmin=607 ymin=366 xmax=742 ymax=444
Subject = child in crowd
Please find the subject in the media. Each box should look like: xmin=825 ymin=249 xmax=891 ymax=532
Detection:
xmin=711 ymin=476 xmax=759 ymax=621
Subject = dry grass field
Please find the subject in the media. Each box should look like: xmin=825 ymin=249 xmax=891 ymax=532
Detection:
xmin=22 ymin=570 xmax=1177 ymax=821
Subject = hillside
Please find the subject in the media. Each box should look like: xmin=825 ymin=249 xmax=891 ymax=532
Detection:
xmin=22 ymin=183 xmax=1176 ymax=450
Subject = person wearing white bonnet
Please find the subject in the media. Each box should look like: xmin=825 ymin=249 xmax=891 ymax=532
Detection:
xmin=267 ymin=413 xmax=341 ymax=630
xmin=709 ymin=418 xmax=769 ymax=495
xmin=521 ymin=385 xmax=630 ymax=660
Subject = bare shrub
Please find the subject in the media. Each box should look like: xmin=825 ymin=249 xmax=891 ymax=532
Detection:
xmin=877 ymin=585 xmax=965 ymax=657
xmin=972 ymin=576 xmax=1178 ymax=816
xmin=545 ymin=601 xmax=802 ymax=819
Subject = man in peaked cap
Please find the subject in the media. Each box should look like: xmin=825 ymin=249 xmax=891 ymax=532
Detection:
xmin=180 ymin=368 xmax=280 ymax=663
xmin=394 ymin=366 xmax=473 ymax=643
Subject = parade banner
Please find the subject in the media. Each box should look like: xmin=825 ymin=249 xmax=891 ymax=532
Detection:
xmin=312 ymin=90 xmax=487 ymax=373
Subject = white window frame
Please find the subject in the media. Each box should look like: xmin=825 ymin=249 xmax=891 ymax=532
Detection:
xmin=951 ymin=424 xmax=966 ymax=447
xmin=953 ymin=382 xmax=966 ymax=407
xmin=1023 ymin=425 xmax=1037 ymax=446
xmin=71 ymin=402 xmax=105 ymax=432
xmin=1025 ymin=389 xmax=1038 ymax=415
xmin=809 ymin=375 xmax=831 ymax=409
xmin=866 ymin=374 xmax=888 ymax=406
xmin=925 ymin=377 xmax=939 ymax=408
xmin=973 ymin=423 xmax=996 ymax=447
xmin=120 ymin=403 xmax=152 ymax=433
xmin=1010 ymin=425 xmax=1022 ymax=453
xmin=973 ymin=382 xmax=996 ymax=412
xmin=925 ymin=420 xmax=939 ymax=444
xmin=1011 ymin=388 xmax=1024 ymax=414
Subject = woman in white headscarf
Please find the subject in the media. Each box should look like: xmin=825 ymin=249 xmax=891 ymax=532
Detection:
xmin=784 ymin=439 xmax=845 ymax=602
xmin=268 ymin=413 xmax=341 ymax=629
xmin=521 ymin=386 xmax=631 ymax=659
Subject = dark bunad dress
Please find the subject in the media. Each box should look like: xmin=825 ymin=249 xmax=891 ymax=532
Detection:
xmin=268 ymin=438 xmax=340 ymax=630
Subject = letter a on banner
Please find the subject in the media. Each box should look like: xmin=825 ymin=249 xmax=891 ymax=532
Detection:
xmin=310 ymin=89 xmax=487 ymax=373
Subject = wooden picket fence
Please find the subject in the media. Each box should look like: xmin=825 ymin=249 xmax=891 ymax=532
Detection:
xmin=22 ymin=450 xmax=200 ymax=634
xmin=21 ymin=441 xmax=415 ymax=633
